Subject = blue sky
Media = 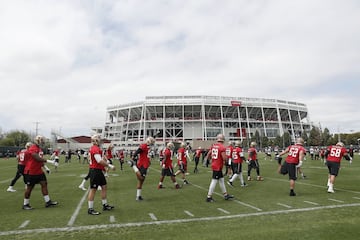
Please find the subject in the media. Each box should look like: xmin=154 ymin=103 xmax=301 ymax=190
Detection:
xmin=0 ymin=0 xmax=359 ymax=137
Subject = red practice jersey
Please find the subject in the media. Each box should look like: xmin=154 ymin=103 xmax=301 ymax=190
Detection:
xmin=326 ymin=145 xmax=348 ymax=163
xmin=162 ymin=148 xmax=173 ymax=168
xmin=209 ymin=143 xmax=227 ymax=171
xmin=247 ymin=147 xmax=257 ymax=161
xmin=136 ymin=143 xmax=151 ymax=168
xmin=24 ymin=144 xmax=44 ymax=175
xmin=232 ymin=147 xmax=244 ymax=164
xmin=177 ymin=147 xmax=187 ymax=165
xmin=18 ymin=148 xmax=30 ymax=166
xmin=106 ymin=148 xmax=113 ymax=160
xmin=285 ymin=144 xmax=306 ymax=164
xmin=89 ymin=145 xmax=105 ymax=170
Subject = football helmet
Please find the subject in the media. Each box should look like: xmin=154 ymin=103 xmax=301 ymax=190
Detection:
xmin=234 ymin=140 xmax=241 ymax=147
xmin=336 ymin=142 xmax=344 ymax=147
xmin=167 ymin=142 xmax=174 ymax=149
xmin=146 ymin=137 xmax=155 ymax=145
xmin=91 ymin=134 xmax=102 ymax=145
xmin=180 ymin=142 xmax=186 ymax=148
xmin=34 ymin=135 xmax=45 ymax=146
xmin=216 ymin=134 xmax=225 ymax=142
xmin=250 ymin=142 xmax=257 ymax=147
xmin=25 ymin=142 xmax=32 ymax=148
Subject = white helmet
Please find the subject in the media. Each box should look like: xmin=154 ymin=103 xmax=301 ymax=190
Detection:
xmin=336 ymin=142 xmax=344 ymax=147
xmin=228 ymin=141 xmax=233 ymax=146
xmin=91 ymin=134 xmax=102 ymax=145
xmin=250 ymin=142 xmax=257 ymax=147
xmin=146 ymin=137 xmax=155 ymax=145
xmin=25 ymin=142 xmax=32 ymax=148
xmin=34 ymin=135 xmax=45 ymax=145
xmin=167 ymin=142 xmax=174 ymax=149
xmin=296 ymin=137 xmax=304 ymax=145
xmin=216 ymin=134 xmax=225 ymax=142
xmin=235 ymin=140 xmax=241 ymax=147
xmin=180 ymin=142 xmax=186 ymax=148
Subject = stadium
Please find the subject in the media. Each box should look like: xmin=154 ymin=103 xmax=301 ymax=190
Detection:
xmin=102 ymin=96 xmax=312 ymax=148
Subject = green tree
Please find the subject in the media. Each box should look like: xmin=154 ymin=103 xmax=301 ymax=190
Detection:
xmin=0 ymin=130 xmax=31 ymax=147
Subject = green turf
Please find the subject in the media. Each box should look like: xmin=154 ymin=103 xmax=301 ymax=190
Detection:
xmin=1 ymin=153 xmax=360 ymax=240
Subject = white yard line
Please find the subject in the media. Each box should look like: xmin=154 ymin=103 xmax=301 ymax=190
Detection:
xmin=328 ymin=198 xmax=345 ymax=203
xmin=217 ymin=208 xmax=230 ymax=214
xmin=18 ymin=220 xmax=30 ymax=229
xmin=277 ymin=203 xmax=292 ymax=208
xmin=2 ymin=203 xmax=360 ymax=236
xmin=67 ymin=188 xmax=89 ymax=226
xmin=184 ymin=210 xmax=194 ymax=217
xmin=303 ymin=201 xmax=320 ymax=206
xmin=149 ymin=213 xmax=158 ymax=221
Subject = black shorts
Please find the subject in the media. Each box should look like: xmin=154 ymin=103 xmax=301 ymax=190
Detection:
xmin=178 ymin=162 xmax=187 ymax=173
xmin=281 ymin=162 xmax=297 ymax=180
xmin=232 ymin=163 xmax=243 ymax=174
xmin=326 ymin=161 xmax=340 ymax=176
xmin=161 ymin=167 xmax=175 ymax=176
xmin=138 ymin=166 xmax=148 ymax=178
xmin=25 ymin=173 xmax=47 ymax=186
xmin=212 ymin=170 xmax=224 ymax=180
xmin=248 ymin=160 xmax=259 ymax=168
xmin=89 ymin=168 xmax=107 ymax=188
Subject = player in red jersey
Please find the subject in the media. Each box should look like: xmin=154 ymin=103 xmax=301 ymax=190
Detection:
xmin=325 ymin=142 xmax=352 ymax=193
xmin=227 ymin=140 xmax=246 ymax=187
xmin=225 ymin=141 xmax=234 ymax=178
xmin=205 ymin=134 xmax=234 ymax=202
xmin=7 ymin=142 xmax=32 ymax=192
xmin=49 ymin=147 xmax=60 ymax=172
xmin=277 ymin=137 xmax=306 ymax=196
xmin=193 ymin=147 xmax=202 ymax=173
xmin=117 ymin=149 xmax=125 ymax=170
xmin=247 ymin=142 xmax=263 ymax=181
xmin=175 ymin=142 xmax=189 ymax=185
xmin=22 ymin=135 xmax=58 ymax=210
xmin=104 ymin=144 xmax=114 ymax=177
xmin=158 ymin=142 xmax=180 ymax=189
xmin=127 ymin=136 xmax=155 ymax=201
xmin=87 ymin=134 xmax=115 ymax=215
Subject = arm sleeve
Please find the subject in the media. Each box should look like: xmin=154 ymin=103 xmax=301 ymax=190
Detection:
xmin=94 ymin=154 xmax=102 ymax=163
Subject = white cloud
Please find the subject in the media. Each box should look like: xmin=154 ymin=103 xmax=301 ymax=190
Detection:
xmin=0 ymin=0 xmax=359 ymax=137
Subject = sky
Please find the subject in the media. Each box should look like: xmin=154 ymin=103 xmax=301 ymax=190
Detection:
xmin=0 ymin=0 xmax=359 ymax=138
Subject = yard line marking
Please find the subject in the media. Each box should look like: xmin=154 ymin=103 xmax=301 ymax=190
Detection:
xmin=191 ymin=183 xmax=262 ymax=211
xmin=217 ymin=208 xmax=230 ymax=214
xmin=266 ymin=177 xmax=360 ymax=194
xmin=2 ymin=203 xmax=360 ymax=236
xmin=149 ymin=213 xmax=158 ymax=221
xmin=277 ymin=203 xmax=292 ymax=208
xmin=184 ymin=210 xmax=194 ymax=217
xmin=109 ymin=216 xmax=116 ymax=223
xmin=304 ymin=201 xmax=319 ymax=205
xmin=18 ymin=220 xmax=30 ymax=229
xmin=328 ymin=198 xmax=344 ymax=203
xmin=353 ymin=197 xmax=360 ymax=200
xmin=67 ymin=188 xmax=89 ymax=226
xmin=0 ymin=178 xmax=12 ymax=184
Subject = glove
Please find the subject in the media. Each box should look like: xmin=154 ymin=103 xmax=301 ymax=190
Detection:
xmin=246 ymin=159 xmax=250 ymax=165
xmin=44 ymin=165 xmax=51 ymax=174
xmin=162 ymin=164 xmax=165 ymax=169
xmin=108 ymin=164 xmax=115 ymax=170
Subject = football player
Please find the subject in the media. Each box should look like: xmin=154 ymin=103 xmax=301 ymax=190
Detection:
xmin=227 ymin=140 xmax=246 ymax=187
xmin=23 ymin=135 xmax=58 ymax=210
xmin=175 ymin=142 xmax=189 ymax=185
xmin=247 ymin=142 xmax=263 ymax=181
xmin=127 ymin=136 xmax=155 ymax=201
xmin=158 ymin=142 xmax=180 ymax=189
xmin=87 ymin=134 xmax=115 ymax=215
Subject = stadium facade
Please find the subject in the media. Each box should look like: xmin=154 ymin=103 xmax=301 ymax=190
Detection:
xmin=102 ymin=96 xmax=312 ymax=147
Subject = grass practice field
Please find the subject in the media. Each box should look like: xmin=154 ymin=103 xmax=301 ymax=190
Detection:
xmin=0 ymin=152 xmax=360 ymax=240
